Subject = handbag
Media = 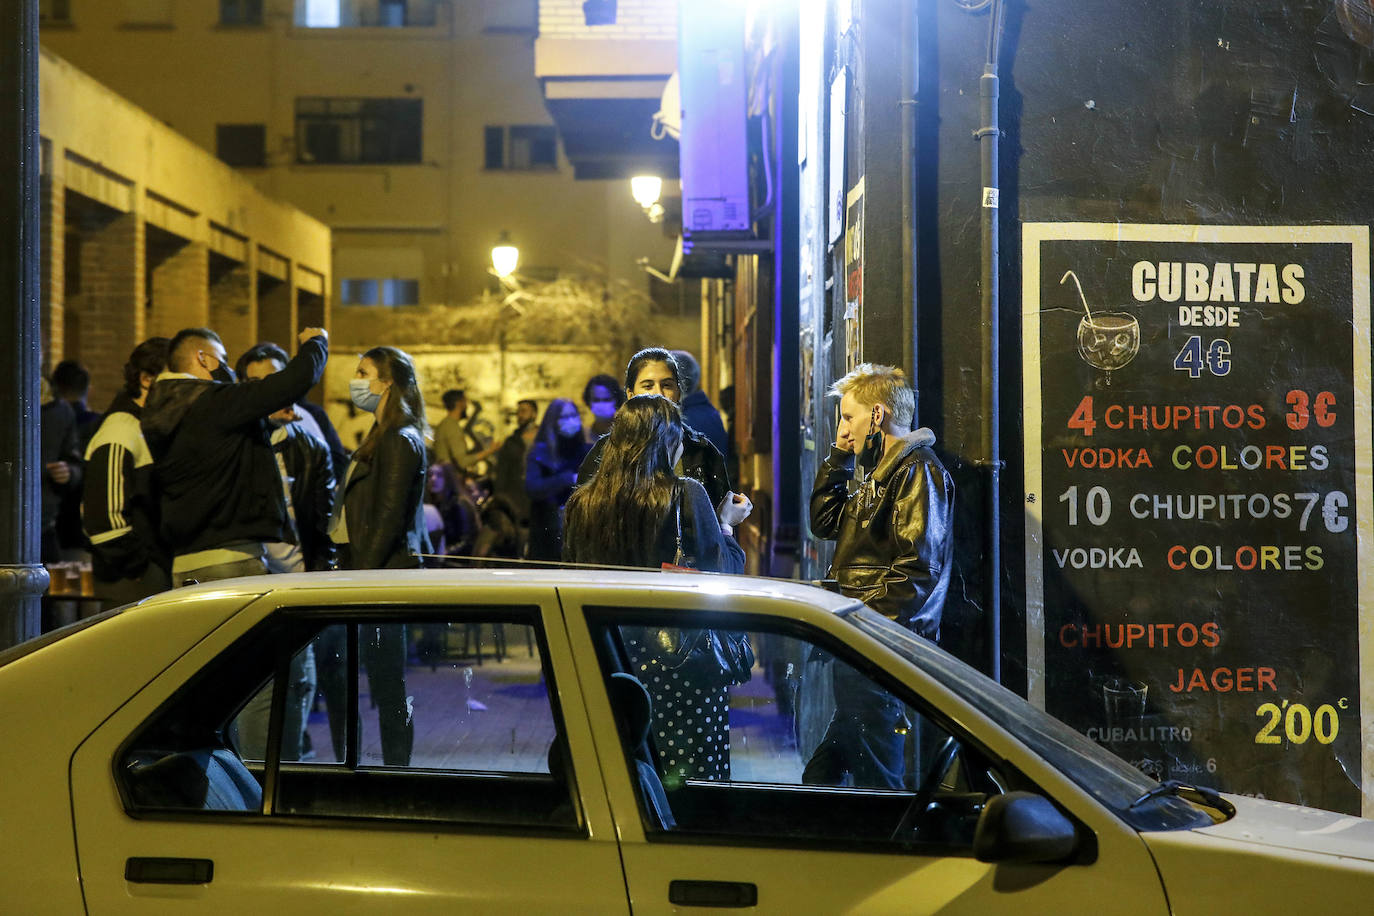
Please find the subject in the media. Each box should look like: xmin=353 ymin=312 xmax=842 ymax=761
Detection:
xmin=648 ymin=483 xmax=754 ymax=686
xmin=646 ymin=626 xmax=755 ymax=689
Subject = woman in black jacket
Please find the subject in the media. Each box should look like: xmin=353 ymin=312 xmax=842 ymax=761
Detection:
xmin=331 ymin=346 xmax=430 ymax=570
xmin=563 ymin=395 xmax=753 ymax=781
xmin=329 ymin=345 xmax=430 ymax=766
xmin=524 ymin=397 xmax=591 ymax=561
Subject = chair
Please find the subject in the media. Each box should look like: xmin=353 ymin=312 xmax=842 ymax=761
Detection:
xmin=125 ymin=748 xmax=263 ymax=812
xmin=607 ymin=672 xmax=675 ymax=829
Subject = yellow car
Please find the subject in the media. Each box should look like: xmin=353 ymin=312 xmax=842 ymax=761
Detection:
xmin=3 ymin=569 xmax=1372 ymax=914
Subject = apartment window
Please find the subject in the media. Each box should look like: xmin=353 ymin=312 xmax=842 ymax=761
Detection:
xmin=121 ymin=0 xmax=173 ymax=25
xmin=342 ymin=278 xmax=419 ymax=307
xmin=221 ymin=0 xmax=264 ymax=25
xmin=296 ymin=98 xmax=422 ymax=165
xmin=484 ymin=126 xmax=558 ymax=171
xmin=296 ymin=0 xmax=439 ymax=28
xmin=484 ymin=0 xmax=536 ymax=32
xmin=300 ymin=0 xmax=340 ymax=27
xmin=39 ymin=0 xmax=72 ymax=23
xmin=217 ymin=125 xmax=267 ymax=168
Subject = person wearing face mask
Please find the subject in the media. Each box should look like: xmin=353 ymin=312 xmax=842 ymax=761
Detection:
xmin=235 ymin=343 xmax=338 ymax=576
xmin=141 ymin=326 xmax=328 ymax=586
xmin=328 ymin=346 xmax=431 ymax=767
xmin=804 ymin=363 xmax=954 ymax=790
xmin=81 ymin=337 xmax=172 ymax=604
xmin=330 ymin=346 xmax=432 ymax=571
xmin=524 ymin=397 xmax=592 ymax=561
xmin=576 ymin=347 xmax=736 ymax=511
xmin=581 ymin=373 xmax=625 ymax=440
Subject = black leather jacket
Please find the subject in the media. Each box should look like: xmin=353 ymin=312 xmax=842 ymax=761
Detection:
xmin=809 ymin=429 xmax=954 ymax=639
xmin=579 ymin=423 xmax=733 ymax=508
xmin=276 ymin=422 xmax=336 ymax=572
xmin=333 ymin=424 xmax=431 ymax=569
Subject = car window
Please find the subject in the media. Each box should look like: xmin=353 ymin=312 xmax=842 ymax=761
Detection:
xmin=121 ymin=609 xmax=579 ymax=831
xmin=589 ymin=611 xmax=1017 ymax=854
xmin=847 ymin=607 xmax=1216 ymax=831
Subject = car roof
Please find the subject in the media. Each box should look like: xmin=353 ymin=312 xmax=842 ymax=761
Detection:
xmin=150 ymin=567 xmax=862 ymax=614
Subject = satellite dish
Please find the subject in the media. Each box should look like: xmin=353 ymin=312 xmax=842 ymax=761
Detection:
xmin=652 ymin=71 xmax=681 ymax=140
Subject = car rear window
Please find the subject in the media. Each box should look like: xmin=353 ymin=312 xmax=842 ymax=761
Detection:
xmin=0 ymin=606 xmax=128 ymax=669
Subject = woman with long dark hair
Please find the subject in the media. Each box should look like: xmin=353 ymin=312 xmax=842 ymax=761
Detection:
xmin=524 ymin=397 xmax=591 ymax=561
xmin=563 ymin=395 xmax=747 ymax=572
xmin=563 ymin=395 xmax=753 ymax=781
xmin=328 ymin=345 xmax=431 ymax=766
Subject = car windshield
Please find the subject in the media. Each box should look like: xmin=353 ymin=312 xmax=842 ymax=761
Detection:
xmin=846 ymin=606 xmax=1217 ymax=832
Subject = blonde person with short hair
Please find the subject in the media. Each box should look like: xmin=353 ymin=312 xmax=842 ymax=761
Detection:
xmin=805 ymin=363 xmax=954 ymax=789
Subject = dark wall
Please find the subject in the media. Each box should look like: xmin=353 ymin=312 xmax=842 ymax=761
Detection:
xmin=913 ymin=0 xmax=1374 ymax=687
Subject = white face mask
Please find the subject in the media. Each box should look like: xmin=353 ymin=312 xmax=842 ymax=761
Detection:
xmin=350 ymin=378 xmax=383 ymax=413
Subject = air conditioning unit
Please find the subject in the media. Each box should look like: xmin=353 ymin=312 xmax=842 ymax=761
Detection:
xmin=677 ymin=0 xmax=750 ymax=236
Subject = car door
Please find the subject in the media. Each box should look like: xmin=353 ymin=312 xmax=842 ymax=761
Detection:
xmin=558 ymin=584 xmax=1172 ymax=915
xmin=70 ymin=587 xmax=630 ymax=915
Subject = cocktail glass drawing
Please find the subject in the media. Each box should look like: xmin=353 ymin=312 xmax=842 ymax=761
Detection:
xmin=1062 ymin=270 xmax=1140 ymax=387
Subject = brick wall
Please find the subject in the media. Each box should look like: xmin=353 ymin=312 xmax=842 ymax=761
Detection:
xmin=66 ymin=207 xmax=144 ymax=402
xmin=148 ymin=239 xmax=209 ymax=339
xmin=39 ymin=176 xmax=64 ymax=371
xmin=539 ymin=0 xmax=677 ymax=39
xmin=257 ymin=276 xmax=296 ymax=351
xmin=209 ymin=258 xmax=258 ymax=365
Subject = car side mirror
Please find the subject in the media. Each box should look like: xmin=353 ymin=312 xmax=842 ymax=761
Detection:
xmin=973 ymin=792 xmax=1080 ymax=864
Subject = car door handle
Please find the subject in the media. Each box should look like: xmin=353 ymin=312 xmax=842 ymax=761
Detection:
xmin=668 ymin=879 xmax=758 ymax=908
xmin=125 ymin=857 xmax=214 ymax=884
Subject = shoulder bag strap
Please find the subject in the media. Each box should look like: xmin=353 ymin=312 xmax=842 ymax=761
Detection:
xmin=673 ymin=481 xmax=685 ymax=566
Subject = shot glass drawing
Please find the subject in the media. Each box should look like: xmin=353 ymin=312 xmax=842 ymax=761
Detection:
xmin=1103 ymin=677 xmax=1148 ymax=730
xmin=1062 ymin=270 xmax=1140 ymax=387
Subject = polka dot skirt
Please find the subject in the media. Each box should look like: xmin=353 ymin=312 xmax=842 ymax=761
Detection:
xmin=625 ymin=630 xmax=731 ymax=781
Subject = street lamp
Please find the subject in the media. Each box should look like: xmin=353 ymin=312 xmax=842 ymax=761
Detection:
xmin=491 ymin=231 xmax=519 ymax=279
xmin=630 ymin=175 xmax=662 ymax=208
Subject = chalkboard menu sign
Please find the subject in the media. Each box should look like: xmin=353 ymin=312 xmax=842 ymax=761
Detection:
xmin=1022 ymin=224 xmax=1371 ymax=816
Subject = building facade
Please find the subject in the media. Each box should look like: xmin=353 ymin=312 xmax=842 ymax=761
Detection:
xmin=40 ymin=0 xmax=677 ymax=311
xmin=38 ymin=47 xmax=330 ymax=406
xmin=41 ymin=0 xmax=694 ymax=427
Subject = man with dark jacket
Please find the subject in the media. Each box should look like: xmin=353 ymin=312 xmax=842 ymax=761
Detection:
xmin=672 ymin=350 xmax=729 ymax=460
xmin=577 ymin=347 xmax=734 ymax=508
xmin=492 ymin=398 xmax=537 ymax=525
xmin=39 ymin=384 xmax=83 ymax=564
xmin=82 ymin=337 xmax=171 ymax=604
xmin=142 ymin=326 xmax=328 ymax=585
xmin=805 ymin=362 xmax=954 ymax=789
xmin=237 ymin=343 xmax=338 ymax=573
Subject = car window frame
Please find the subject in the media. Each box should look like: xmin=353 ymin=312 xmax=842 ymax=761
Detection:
xmin=115 ymin=601 xmax=593 ymax=838
xmin=846 ymin=607 xmax=1219 ymax=832
xmin=579 ymin=604 xmax=1079 ymax=858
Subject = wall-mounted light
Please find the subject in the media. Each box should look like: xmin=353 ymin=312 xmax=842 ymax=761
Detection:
xmin=630 ymin=175 xmax=663 ymax=208
xmin=491 ymin=231 xmax=519 ymax=279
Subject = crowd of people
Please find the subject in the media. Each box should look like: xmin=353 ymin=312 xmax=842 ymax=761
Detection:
xmin=38 ymin=333 xmax=742 ymax=587
xmin=39 ymin=328 xmax=955 ymax=788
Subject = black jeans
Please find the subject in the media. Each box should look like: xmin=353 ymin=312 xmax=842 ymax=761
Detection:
xmin=360 ymin=623 xmax=413 ymax=767
xmin=802 ymin=660 xmax=907 ymax=789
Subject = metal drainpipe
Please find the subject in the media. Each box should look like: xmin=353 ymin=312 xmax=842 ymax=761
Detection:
xmin=975 ymin=0 xmax=1006 ymax=683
